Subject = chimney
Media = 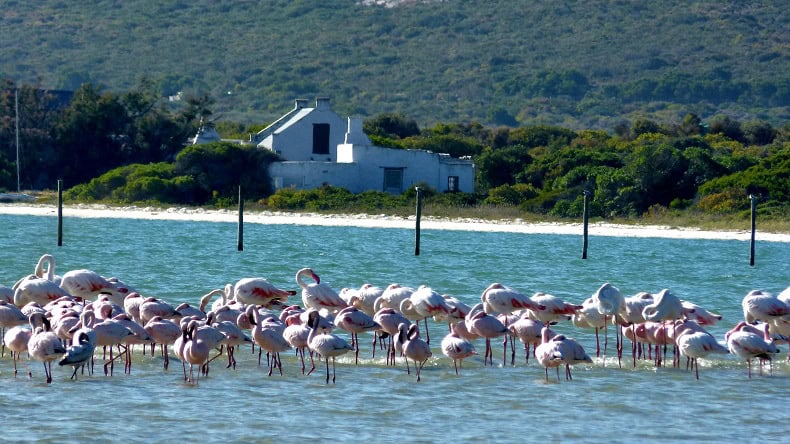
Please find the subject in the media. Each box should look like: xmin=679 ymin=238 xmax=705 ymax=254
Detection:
xmin=295 ymin=98 xmax=308 ymax=109
xmin=344 ymin=117 xmax=372 ymax=146
xmin=315 ymin=97 xmax=330 ymax=109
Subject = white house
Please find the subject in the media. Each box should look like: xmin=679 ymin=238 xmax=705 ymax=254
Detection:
xmin=262 ymin=98 xmax=475 ymax=194
xmin=251 ymin=98 xmax=346 ymax=162
xmin=195 ymin=97 xmax=476 ymax=194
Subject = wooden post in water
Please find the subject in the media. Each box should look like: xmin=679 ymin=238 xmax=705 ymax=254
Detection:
xmin=581 ymin=189 xmax=591 ymax=259
xmin=237 ymin=186 xmax=244 ymax=251
xmin=57 ymin=179 xmax=63 ymax=246
xmin=749 ymin=194 xmax=757 ymax=266
xmin=414 ymin=187 xmax=422 ymax=256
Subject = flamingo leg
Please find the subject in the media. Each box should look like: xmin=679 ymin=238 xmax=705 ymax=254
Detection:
xmin=423 ymin=318 xmax=430 ymax=344
xmin=332 ymin=357 xmax=337 ymax=384
xmin=595 ymin=327 xmax=600 ymax=357
xmin=602 ymin=315 xmax=608 ymax=367
xmin=324 ymin=356 xmax=330 ymax=384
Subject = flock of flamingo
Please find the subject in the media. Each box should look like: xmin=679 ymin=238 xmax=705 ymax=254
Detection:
xmin=1 ymin=254 xmax=788 ymax=385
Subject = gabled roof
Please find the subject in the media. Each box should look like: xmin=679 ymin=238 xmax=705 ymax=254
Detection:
xmin=252 ymin=99 xmax=311 ymax=145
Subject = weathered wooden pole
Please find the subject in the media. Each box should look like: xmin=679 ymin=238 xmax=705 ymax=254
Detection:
xmin=581 ymin=190 xmax=591 ymax=259
xmin=414 ymin=187 xmax=422 ymax=256
xmin=749 ymin=194 xmax=757 ymax=266
xmin=237 ymin=186 xmax=244 ymax=251
xmin=57 ymin=179 xmax=63 ymax=247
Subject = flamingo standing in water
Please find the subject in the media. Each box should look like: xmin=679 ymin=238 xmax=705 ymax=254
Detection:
xmin=144 ymin=316 xmax=182 ymax=370
xmin=249 ymin=308 xmax=290 ymax=376
xmin=726 ymin=321 xmax=780 ymax=378
xmin=233 ymin=277 xmax=296 ymax=308
xmin=742 ymin=290 xmax=789 ymax=324
xmin=508 ymin=316 xmax=548 ymax=364
xmin=349 ymin=283 xmax=384 ymax=317
xmin=0 ymin=300 xmax=28 ymax=355
xmin=481 ymin=283 xmax=545 ymax=362
xmin=675 ymin=326 xmax=728 ymax=380
xmin=306 ymin=310 xmax=353 ymax=384
xmin=282 ymin=313 xmax=312 ymax=374
xmin=27 ymin=312 xmax=66 ymax=383
xmin=58 ymin=330 xmax=96 ymax=380
xmin=59 ymin=269 xmax=134 ymax=306
xmin=591 ymin=283 xmax=626 ymax=367
xmin=3 ymin=325 xmax=32 ymax=377
xmin=642 ymin=289 xmax=686 ymax=368
xmin=399 ymin=285 xmax=449 ymax=344
xmin=535 ymin=326 xmax=564 ymax=382
xmin=335 ymin=306 xmax=380 ymax=364
xmin=398 ymin=323 xmax=432 ymax=381
xmin=296 ymin=268 xmax=348 ymax=314
xmin=441 ymin=322 xmax=476 ymax=375
xmin=373 ymin=307 xmax=411 ymax=364
xmin=465 ymin=303 xmax=508 ymax=366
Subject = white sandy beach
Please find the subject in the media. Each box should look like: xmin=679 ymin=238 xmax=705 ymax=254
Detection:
xmin=2 ymin=202 xmax=788 ymax=242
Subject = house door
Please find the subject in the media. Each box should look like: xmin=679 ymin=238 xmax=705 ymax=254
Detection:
xmin=383 ymin=168 xmax=404 ymax=194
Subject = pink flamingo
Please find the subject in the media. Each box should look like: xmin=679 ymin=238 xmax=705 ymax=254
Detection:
xmin=399 ymin=285 xmax=449 ymax=344
xmin=282 ymin=313 xmax=312 ymax=374
xmin=742 ymin=290 xmax=789 ymax=324
xmin=373 ymin=307 xmax=411 ymax=365
xmin=441 ymin=322 xmax=476 ymax=375
xmin=3 ymin=325 xmax=32 ymax=377
xmin=144 ymin=316 xmax=182 ymax=370
xmin=399 ymin=323 xmax=432 ymax=381
xmin=535 ymin=326 xmax=564 ymax=382
xmin=465 ymin=303 xmax=508 ymax=366
xmin=306 ymin=310 xmax=353 ymax=384
xmin=182 ymin=320 xmax=211 ymax=384
xmin=335 ymin=305 xmax=380 ymax=364
xmin=27 ymin=312 xmax=66 ymax=383
xmin=139 ymin=297 xmax=180 ymax=324
xmin=681 ymin=300 xmax=722 ymax=326
xmin=373 ymin=283 xmax=415 ymax=313
xmin=572 ymin=296 xmax=606 ymax=357
xmin=557 ymin=335 xmax=592 ymax=381
xmin=592 ymin=283 xmax=627 ymax=367
xmin=296 ymin=268 xmax=348 ymax=314
xmin=481 ymin=283 xmax=545 ymax=363
xmin=528 ymin=292 xmax=583 ymax=324
xmin=249 ymin=307 xmax=290 ymax=376
xmin=675 ymin=326 xmax=728 ymax=380
xmin=59 ymin=268 xmax=134 ymax=305
xmin=726 ymin=321 xmax=780 ymax=378
xmin=508 ymin=316 xmax=547 ymax=364
xmin=0 ymin=300 xmax=28 ymax=355
xmin=233 ymin=277 xmax=296 ymax=308
xmin=13 ymin=277 xmax=71 ymax=308
xmin=349 ymin=283 xmax=384 ymax=316
xmin=642 ymin=289 xmax=686 ymax=368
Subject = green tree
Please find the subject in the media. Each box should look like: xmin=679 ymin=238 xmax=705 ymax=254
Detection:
xmin=363 ymin=112 xmax=420 ymax=139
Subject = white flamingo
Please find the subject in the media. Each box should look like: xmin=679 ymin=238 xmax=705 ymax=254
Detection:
xmin=27 ymin=312 xmax=66 ymax=383
xmin=399 ymin=322 xmax=432 ymax=381
xmin=306 ymin=310 xmax=352 ymax=384
xmin=296 ymin=268 xmax=348 ymax=314
xmin=399 ymin=285 xmax=449 ymax=344
xmin=441 ymin=322 xmax=476 ymax=375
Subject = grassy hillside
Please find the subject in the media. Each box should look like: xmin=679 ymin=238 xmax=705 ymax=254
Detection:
xmin=1 ymin=0 xmax=787 ymax=129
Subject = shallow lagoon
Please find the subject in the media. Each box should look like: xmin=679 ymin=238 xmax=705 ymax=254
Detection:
xmin=1 ymin=214 xmax=788 ymax=443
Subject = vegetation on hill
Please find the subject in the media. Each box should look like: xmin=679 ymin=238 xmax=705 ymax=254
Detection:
xmin=3 ymin=79 xmax=786 ymax=231
xmin=0 ymin=0 xmax=787 ymax=129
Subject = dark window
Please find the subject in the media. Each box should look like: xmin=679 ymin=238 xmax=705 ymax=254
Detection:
xmin=447 ymin=176 xmax=459 ymax=192
xmin=313 ymin=123 xmax=330 ymax=155
xmin=383 ymin=168 xmax=404 ymax=193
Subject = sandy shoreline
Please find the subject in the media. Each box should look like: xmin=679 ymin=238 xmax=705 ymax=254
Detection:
xmin=2 ymin=202 xmax=788 ymax=242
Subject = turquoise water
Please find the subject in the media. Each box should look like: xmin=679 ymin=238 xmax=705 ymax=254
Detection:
xmin=1 ymin=213 xmax=788 ymax=443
